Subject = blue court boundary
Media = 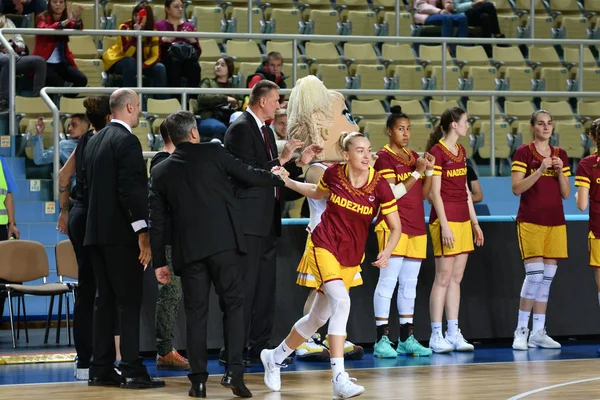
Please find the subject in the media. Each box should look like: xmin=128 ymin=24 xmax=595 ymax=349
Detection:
xmin=281 ymin=215 xmax=590 ymax=225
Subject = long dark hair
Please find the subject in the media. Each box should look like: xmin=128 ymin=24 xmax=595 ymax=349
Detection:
xmin=132 ymin=2 xmax=155 ymax=45
xmin=590 ymin=118 xmax=600 ymax=167
xmin=425 ymin=107 xmax=466 ymax=152
xmin=83 ymin=96 xmax=111 ymax=131
xmin=45 ymin=0 xmax=68 ymax=23
xmin=387 ymin=105 xmax=410 ymax=130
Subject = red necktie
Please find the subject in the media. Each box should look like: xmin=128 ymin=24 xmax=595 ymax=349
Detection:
xmin=261 ymin=125 xmax=279 ymax=200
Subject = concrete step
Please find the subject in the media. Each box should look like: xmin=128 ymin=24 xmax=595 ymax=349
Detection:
xmin=12 ymin=179 xmax=52 ymax=202
xmin=15 ymin=201 xmax=59 ymax=223
xmin=3 ymin=156 xmax=26 ymax=180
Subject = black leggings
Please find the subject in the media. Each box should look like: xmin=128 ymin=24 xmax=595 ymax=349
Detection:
xmin=465 ymin=2 xmax=502 ymax=37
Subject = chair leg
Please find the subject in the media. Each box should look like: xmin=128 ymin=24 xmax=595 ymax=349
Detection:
xmin=44 ymin=295 xmax=55 ymax=344
xmin=56 ymin=294 xmax=63 ymax=344
xmin=65 ymin=292 xmax=72 ymax=346
xmin=7 ymin=292 xmax=16 ymax=349
xmin=16 ymin=294 xmax=20 ymax=340
xmin=21 ymin=296 xmax=29 ymax=344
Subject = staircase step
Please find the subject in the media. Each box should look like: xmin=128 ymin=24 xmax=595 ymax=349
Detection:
xmin=3 ymin=156 xmax=27 ymax=180
xmin=15 ymin=201 xmax=59 ymax=223
xmin=17 ymin=221 xmax=67 ymax=247
xmin=13 ymin=179 xmax=53 ymax=202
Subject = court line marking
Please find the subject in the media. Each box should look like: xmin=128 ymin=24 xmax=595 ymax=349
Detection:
xmin=506 ymin=376 xmax=600 ymax=400
xmin=1 ymin=356 xmax=600 ymax=387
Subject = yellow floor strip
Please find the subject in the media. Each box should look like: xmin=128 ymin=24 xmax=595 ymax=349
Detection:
xmin=0 ymin=353 xmax=76 ymax=365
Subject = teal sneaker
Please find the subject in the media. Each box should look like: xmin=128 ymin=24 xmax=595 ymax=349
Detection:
xmin=373 ymin=335 xmax=397 ymax=358
xmin=397 ymin=334 xmax=433 ymax=357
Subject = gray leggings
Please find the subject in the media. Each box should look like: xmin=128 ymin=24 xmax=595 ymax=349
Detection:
xmin=0 ymin=55 xmax=46 ymax=100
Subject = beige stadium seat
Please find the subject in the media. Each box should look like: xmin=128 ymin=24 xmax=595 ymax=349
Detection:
xmin=304 ymin=42 xmax=341 ymax=73
xmin=147 ymin=98 xmax=183 ymax=134
xmin=199 ymin=61 xmax=215 ymax=79
xmin=230 ymin=7 xmax=264 ymax=34
xmin=237 ymin=62 xmax=261 ymax=87
xmin=493 ymin=0 xmax=520 ymax=38
xmin=69 ymin=36 xmax=98 ymax=59
xmin=418 ymin=45 xmax=454 ymax=74
xmin=456 ymin=46 xmax=490 ymax=67
xmin=364 ymin=121 xmax=388 ymax=151
xmin=466 ymin=99 xmax=503 ymax=131
xmin=266 ymin=41 xmax=301 ymax=62
xmin=477 ymin=121 xmax=514 ymax=158
xmin=190 ymin=6 xmax=227 ymax=32
xmin=563 ymin=47 xmax=597 ymax=68
xmin=270 ymin=7 xmax=305 ymax=35
xmin=503 ymin=67 xmax=535 ymax=100
xmin=541 ymin=100 xmax=584 ymax=157
xmin=16 ymin=96 xmax=52 ymax=134
xmin=109 ymin=3 xmax=136 ymax=29
xmin=351 ymin=99 xmax=387 ymax=130
xmin=72 ymin=2 xmax=101 ymax=30
xmin=515 ymin=0 xmax=554 ymax=38
xmin=381 ymin=43 xmax=418 ymax=74
xmin=132 ymin=118 xmax=153 ymax=152
xmin=540 ymin=100 xmax=577 ymax=122
xmin=152 ymin=4 xmax=166 ymax=21
xmin=382 ymin=11 xmax=412 ymax=37
xmin=528 ymin=46 xmax=563 ymax=69
xmin=392 ymin=65 xmax=426 ymax=101
xmin=346 ymin=10 xmax=378 ymax=36
xmin=558 ymin=16 xmax=589 ymax=39
xmin=492 ymin=45 xmax=528 ymax=75
xmin=353 ymin=64 xmax=389 ymax=100
xmin=102 ymin=36 xmax=118 ymax=53
xmin=75 ymin=59 xmax=106 ymax=88
xmin=307 ymin=9 xmax=341 ymax=36
xmin=198 ymin=39 xmax=223 ymax=61
xmin=316 ymin=64 xmax=351 ymax=91
xmin=342 ymin=43 xmax=379 ymax=75
xmin=283 ymin=63 xmax=311 ymax=84
xmin=539 ymin=67 xmax=570 ymax=94
xmin=504 ymin=100 xmax=536 ymax=125
xmin=226 ymin=40 xmax=262 ymax=64
xmin=429 ymin=66 xmax=464 ymax=99
xmin=389 ymin=99 xmax=428 ymax=123
xmin=59 ymin=98 xmax=86 ymax=131
xmin=410 ymin=121 xmax=435 ymax=153
xmin=373 ymin=0 xmax=395 ymax=8
xmin=577 ymin=101 xmax=600 ymax=129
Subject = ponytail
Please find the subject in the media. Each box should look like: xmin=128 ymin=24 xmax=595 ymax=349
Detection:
xmin=338 ymin=131 xmax=365 ymax=152
xmin=425 ymin=125 xmax=444 ymax=152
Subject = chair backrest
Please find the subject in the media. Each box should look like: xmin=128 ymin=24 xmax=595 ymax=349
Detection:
xmin=55 ymin=240 xmax=78 ymax=280
xmin=0 ymin=240 xmax=49 ymax=283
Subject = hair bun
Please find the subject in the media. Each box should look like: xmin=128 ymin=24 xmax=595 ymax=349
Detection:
xmin=390 ymin=105 xmax=403 ymax=114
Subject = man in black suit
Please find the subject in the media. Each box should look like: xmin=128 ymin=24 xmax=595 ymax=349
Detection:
xmin=224 ymin=80 xmax=322 ymax=364
xmin=149 ymin=111 xmax=287 ymax=398
xmin=83 ymin=88 xmax=164 ymax=389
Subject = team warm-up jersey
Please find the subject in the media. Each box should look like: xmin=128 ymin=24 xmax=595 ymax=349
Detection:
xmin=575 ymin=154 xmax=600 ymax=236
xmin=311 ymin=163 xmax=398 ymax=267
xmin=374 ymin=145 xmax=426 ymax=236
xmin=428 ymin=140 xmax=469 ymax=223
xmin=511 ymin=143 xmax=570 ymax=226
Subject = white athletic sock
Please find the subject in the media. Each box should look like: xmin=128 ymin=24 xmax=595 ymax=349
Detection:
xmin=517 ymin=309 xmax=531 ymax=329
xmin=330 ymin=357 xmax=345 ymax=379
xmin=447 ymin=319 xmax=459 ymax=337
xmin=431 ymin=322 xmax=442 ymax=336
xmin=273 ymin=340 xmax=294 ymax=365
xmin=532 ymin=314 xmax=546 ymax=333
xmin=376 ymin=320 xmax=388 ymax=326
xmin=399 ymin=317 xmax=413 ymax=325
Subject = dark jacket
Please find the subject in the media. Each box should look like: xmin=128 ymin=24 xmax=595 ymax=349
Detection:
xmin=194 ymin=78 xmax=244 ymax=119
xmin=247 ymin=63 xmax=288 ymax=103
xmin=148 ymin=141 xmax=285 ymax=273
xmin=82 ymin=122 xmax=148 ymax=247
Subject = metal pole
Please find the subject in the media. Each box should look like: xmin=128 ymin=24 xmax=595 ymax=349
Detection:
xmin=0 ymin=34 xmax=15 ymax=137
xmin=441 ymin=42 xmax=447 ymax=100
xmin=395 ymin=0 xmax=400 ymax=37
xmin=40 ymin=89 xmax=61 ymax=200
xmin=94 ymin=0 xmax=99 ymax=46
xmin=248 ymin=0 xmax=252 ymax=34
xmin=292 ymin=38 xmax=298 ymax=85
xmin=182 ymin=92 xmax=187 ymax=111
xmin=578 ymin=43 xmax=584 ymax=94
xmin=136 ymin=35 xmax=143 ymax=88
xmin=490 ymin=95 xmax=496 ymax=177
xmin=530 ymin=0 xmax=535 ymax=39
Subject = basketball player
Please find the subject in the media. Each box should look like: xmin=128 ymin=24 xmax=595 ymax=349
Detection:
xmin=426 ymin=107 xmax=484 ymax=353
xmin=511 ymin=110 xmax=570 ymax=351
xmin=261 ymin=132 xmax=401 ymax=399
xmin=372 ymin=105 xmax=433 ymax=358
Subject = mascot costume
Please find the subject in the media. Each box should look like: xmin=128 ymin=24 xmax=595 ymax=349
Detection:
xmin=286 ymin=75 xmax=365 ymax=362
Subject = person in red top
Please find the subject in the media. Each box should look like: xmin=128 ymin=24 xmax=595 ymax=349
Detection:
xmin=372 ymin=105 xmax=434 ymax=358
xmin=34 ymin=0 xmax=88 ymax=95
xmin=576 ymin=119 xmax=600 ymax=355
xmin=261 ymin=132 xmax=401 ymax=399
xmin=510 ymin=110 xmax=571 ymax=351
xmin=247 ymin=51 xmax=287 ymax=105
xmin=426 ymin=107 xmax=484 ymax=354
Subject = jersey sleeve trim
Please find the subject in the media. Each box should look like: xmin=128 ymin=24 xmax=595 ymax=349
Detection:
xmin=381 ymin=203 xmax=398 ymax=215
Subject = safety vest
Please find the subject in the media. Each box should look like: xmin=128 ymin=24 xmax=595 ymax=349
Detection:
xmin=0 ymin=158 xmax=8 ymax=225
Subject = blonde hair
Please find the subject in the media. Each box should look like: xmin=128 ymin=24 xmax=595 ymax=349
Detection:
xmin=338 ymin=131 xmax=365 ymax=152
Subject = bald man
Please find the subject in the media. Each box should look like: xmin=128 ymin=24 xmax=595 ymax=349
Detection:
xmin=83 ymin=89 xmax=164 ymax=389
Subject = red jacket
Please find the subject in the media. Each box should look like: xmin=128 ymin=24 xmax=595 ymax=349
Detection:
xmin=33 ymin=13 xmax=82 ymax=68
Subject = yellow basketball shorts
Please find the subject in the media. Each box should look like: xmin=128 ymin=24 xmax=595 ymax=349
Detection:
xmin=296 ymin=235 xmax=362 ymax=291
xmin=429 ymin=219 xmax=474 ymax=258
xmin=375 ymin=227 xmax=427 ymax=260
xmin=516 ymin=222 xmax=568 ymax=260
xmin=588 ymin=232 xmax=600 ymax=268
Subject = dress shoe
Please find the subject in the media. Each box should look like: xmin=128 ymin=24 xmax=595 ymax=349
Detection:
xmin=189 ymin=382 xmax=206 ymax=398
xmin=88 ymin=367 xmax=121 ymax=387
xmin=121 ymin=374 xmax=166 ymax=389
xmin=221 ymin=371 xmax=253 ymax=398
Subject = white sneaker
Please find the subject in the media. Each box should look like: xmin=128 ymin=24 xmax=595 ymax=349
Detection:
xmin=528 ymin=328 xmax=561 ymax=349
xmin=261 ymin=348 xmax=285 ymax=391
xmin=445 ymin=329 xmax=474 ymax=352
xmin=429 ymin=332 xmax=454 ymax=353
xmin=332 ymin=372 xmax=365 ymax=399
xmin=512 ymin=327 xmax=530 ymax=351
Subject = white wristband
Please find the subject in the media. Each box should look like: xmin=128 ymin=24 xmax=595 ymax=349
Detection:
xmin=425 ymin=169 xmax=434 ymax=177
xmin=411 ymin=171 xmax=421 ymax=180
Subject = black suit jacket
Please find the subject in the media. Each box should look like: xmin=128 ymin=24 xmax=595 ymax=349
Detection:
xmin=224 ymin=111 xmax=302 ymax=237
xmin=148 ymin=141 xmax=286 ymax=273
xmin=82 ymin=122 xmax=148 ymax=247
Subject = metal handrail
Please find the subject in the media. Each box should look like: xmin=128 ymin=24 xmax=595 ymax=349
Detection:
xmin=41 ymin=87 xmax=598 ymax=200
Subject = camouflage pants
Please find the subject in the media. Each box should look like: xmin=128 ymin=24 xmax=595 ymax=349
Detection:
xmin=155 ymin=245 xmax=182 ymax=356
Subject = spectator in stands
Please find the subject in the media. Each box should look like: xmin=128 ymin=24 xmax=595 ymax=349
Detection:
xmin=156 ymin=0 xmax=200 ymax=89
xmin=34 ymin=0 xmax=88 ymax=96
xmin=413 ymin=0 xmax=468 ymax=56
xmin=247 ymin=51 xmax=287 ymax=104
xmin=0 ymin=0 xmax=46 ymax=18
xmin=30 ymin=114 xmax=89 ymax=166
xmin=0 ymin=15 xmax=46 ymax=113
xmin=467 ymin=165 xmax=483 ymax=203
xmin=194 ymin=57 xmax=242 ymax=142
xmin=453 ymin=0 xmax=504 ymax=57
xmin=102 ymin=3 xmax=168 ymax=98
xmin=271 ymin=109 xmax=288 ymax=155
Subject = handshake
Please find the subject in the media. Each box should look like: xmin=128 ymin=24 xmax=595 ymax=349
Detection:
xmin=271 ymin=166 xmax=290 ymax=185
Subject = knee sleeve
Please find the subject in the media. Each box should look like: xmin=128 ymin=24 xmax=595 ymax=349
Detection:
xmin=520 ymin=262 xmax=544 ymax=299
xmin=397 ymin=278 xmax=418 ymax=315
xmin=294 ymin=292 xmax=330 ymax=339
xmin=373 ymin=277 xmax=396 ymax=318
xmin=323 ymin=280 xmax=351 ymax=336
xmin=535 ymin=264 xmax=557 ymax=303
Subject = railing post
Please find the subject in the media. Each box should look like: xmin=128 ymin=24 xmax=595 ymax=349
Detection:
xmin=94 ymin=0 xmax=99 ymax=46
xmin=39 ymin=88 xmax=61 ymax=201
xmin=530 ymin=0 xmax=535 ymax=39
xmin=578 ymin=43 xmax=584 ymax=94
xmin=292 ymin=38 xmax=298 ymax=86
xmin=441 ymin=41 xmax=447 ymax=100
xmin=182 ymin=92 xmax=188 ymax=111
xmin=395 ymin=0 xmax=400 ymax=37
xmin=248 ymin=0 xmax=252 ymax=33
xmin=0 ymin=33 xmax=16 ymax=137
xmin=136 ymin=35 xmax=143 ymax=88
xmin=490 ymin=95 xmax=496 ymax=177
